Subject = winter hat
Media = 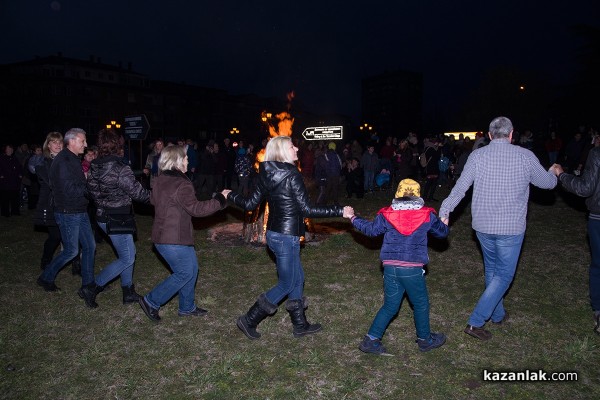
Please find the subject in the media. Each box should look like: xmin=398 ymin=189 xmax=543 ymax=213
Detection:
xmin=328 ymin=142 xmax=336 ymax=150
xmin=395 ymin=178 xmax=421 ymax=198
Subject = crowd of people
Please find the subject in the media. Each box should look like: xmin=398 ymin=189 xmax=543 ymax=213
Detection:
xmin=2 ymin=116 xmax=599 ymax=356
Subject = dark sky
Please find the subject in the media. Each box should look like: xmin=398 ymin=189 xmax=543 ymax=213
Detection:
xmin=1 ymin=1 xmax=598 ymax=124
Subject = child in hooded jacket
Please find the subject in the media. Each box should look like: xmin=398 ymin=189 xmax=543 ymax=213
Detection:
xmin=346 ymin=178 xmax=449 ymax=355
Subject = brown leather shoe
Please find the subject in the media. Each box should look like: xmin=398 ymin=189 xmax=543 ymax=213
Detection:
xmin=464 ymin=324 xmax=492 ymax=340
xmin=491 ymin=311 xmax=509 ymax=325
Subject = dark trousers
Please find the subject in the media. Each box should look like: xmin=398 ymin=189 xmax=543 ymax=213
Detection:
xmin=0 ymin=189 xmax=20 ymax=216
xmin=41 ymin=225 xmax=62 ymax=267
xmin=324 ymin=175 xmax=340 ymax=206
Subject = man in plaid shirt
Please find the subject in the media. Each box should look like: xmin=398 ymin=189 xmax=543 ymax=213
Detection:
xmin=439 ymin=116 xmax=557 ymax=340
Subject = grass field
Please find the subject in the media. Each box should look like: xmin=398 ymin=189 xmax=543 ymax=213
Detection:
xmin=0 ymin=185 xmax=598 ymax=399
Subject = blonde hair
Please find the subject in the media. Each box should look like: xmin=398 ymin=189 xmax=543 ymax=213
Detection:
xmin=43 ymin=131 xmax=63 ymax=158
xmin=158 ymin=144 xmax=186 ymax=172
xmin=264 ymin=136 xmax=295 ymax=164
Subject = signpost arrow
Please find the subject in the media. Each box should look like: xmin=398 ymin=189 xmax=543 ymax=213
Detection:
xmin=124 ymin=114 xmax=150 ymax=140
xmin=301 ymin=126 xmax=343 ymax=141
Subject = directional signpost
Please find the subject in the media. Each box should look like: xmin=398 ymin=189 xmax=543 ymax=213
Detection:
xmin=301 ymin=126 xmax=343 ymax=141
xmin=123 ymin=114 xmax=150 ymax=140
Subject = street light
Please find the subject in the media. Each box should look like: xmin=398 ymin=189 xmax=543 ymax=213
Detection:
xmin=106 ymin=120 xmax=121 ymax=129
xmin=230 ymin=127 xmax=240 ymax=135
xmin=359 ymin=123 xmax=373 ymax=132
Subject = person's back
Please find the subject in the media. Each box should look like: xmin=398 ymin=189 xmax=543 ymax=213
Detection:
xmin=439 ymin=116 xmax=557 ymax=342
xmin=443 ymin=136 xmax=556 ymax=235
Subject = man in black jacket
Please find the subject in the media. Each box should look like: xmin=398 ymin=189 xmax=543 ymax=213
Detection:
xmin=553 ymin=147 xmax=600 ymax=335
xmin=37 ymin=128 xmax=98 ymax=308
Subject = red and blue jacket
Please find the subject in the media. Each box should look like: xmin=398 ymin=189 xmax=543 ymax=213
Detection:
xmin=351 ymin=197 xmax=449 ymax=266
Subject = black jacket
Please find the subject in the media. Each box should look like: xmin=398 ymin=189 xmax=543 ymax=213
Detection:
xmin=228 ymin=161 xmax=342 ymax=236
xmin=87 ymin=155 xmax=151 ymax=220
xmin=34 ymin=157 xmax=56 ymax=226
xmin=560 ymin=146 xmax=600 ymax=216
xmin=48 ymin=148 xmax=88 ymax=213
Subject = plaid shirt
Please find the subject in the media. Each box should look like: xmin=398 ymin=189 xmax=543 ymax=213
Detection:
xmin=440 ymin=138 xmax=557 ymax=235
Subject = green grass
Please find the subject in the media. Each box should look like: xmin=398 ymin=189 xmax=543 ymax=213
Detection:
xmin=0 ymin=186 xmax=598 ymax=399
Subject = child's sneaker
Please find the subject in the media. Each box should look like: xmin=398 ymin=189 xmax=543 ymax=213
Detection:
xmin=416 ymin=332 xmax=446 ymax=352
xmin=358 ymin=335 xmax=393 ymax=356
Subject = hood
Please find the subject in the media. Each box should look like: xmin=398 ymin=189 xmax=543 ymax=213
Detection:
xmin=89 ymin=155 xmax=124 ymax=180
xmin=260 ymin=161 xmax=297 ymax=191
xmin=378 ymin=204 xmax=436 ymax=235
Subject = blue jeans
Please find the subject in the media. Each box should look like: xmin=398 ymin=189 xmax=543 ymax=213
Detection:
xmin=368 ymin=266 xmax=430 ymax=340
xmin=95 ymin=222 xmax=136 ymax=288
xmin=469 ymin=232 xmax=525 ymax=327
xmin=40 ymin=212 xmax=96 ymax=286
xmin=588 ymin=219 xmax=600 ymax=311
xmin=145 ymin=244 xmax=198 ymax=313
xmin=264 ymin=231 xmax=304 ymax=304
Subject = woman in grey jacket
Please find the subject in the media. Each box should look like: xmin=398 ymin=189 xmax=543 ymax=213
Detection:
xmin=87 ymin=129 xmax=151 ymax=306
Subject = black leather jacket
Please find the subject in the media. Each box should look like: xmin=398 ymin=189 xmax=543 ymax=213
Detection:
xmin=560 ymin=146 xmax=600 ymax=216
xmin=228 ymin=161 xmax=342 ymax=236
xmin=87 ymin=155 xmax=150 ymax=220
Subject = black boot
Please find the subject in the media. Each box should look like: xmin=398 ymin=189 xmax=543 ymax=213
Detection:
xmin=122 ymin=284 xmax=142 ymax=304
xmin=71 ymin=257 xmax=81 ymax=276
xmin=236 ymin=293 xmax=278 ymax=340
xmin=286 ymin=297 xmax=322 ymax=337
xmin=78 ymin=283 xmax=98 ymax=308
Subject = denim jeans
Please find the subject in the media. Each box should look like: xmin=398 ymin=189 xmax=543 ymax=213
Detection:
xmin=145 ymin=244 xmax=198 ymax=313
xmin=468 ymin=232 xmax=525 ymax=327
xmin=588 ymin=219 xmax=600 ymax=311
xmin=368 ymin=266 xmax=430 ymax=340
xmin=40 ymin=212 xmax=96 ymax=286
xmin=95 ymin=222 xmax=136 ymax=288
xmin=264 ymin=230 xmax=304 ymax=304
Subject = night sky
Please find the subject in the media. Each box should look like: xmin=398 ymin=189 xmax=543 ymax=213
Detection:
xmin=2 ymin=1 xmax=598 ymax=124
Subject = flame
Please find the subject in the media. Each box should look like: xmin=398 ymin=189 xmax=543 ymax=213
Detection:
xmin=256 ymin=105 xmax=295 ymax=170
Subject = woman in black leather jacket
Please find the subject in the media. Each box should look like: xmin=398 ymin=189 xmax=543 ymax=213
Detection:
xmin=228 ymin=136 xmax=353 ymax=339
xmin=87 ymin=129 xmax=151 ymax=306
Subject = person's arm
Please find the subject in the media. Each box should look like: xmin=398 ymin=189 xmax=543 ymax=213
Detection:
xmin=177 ymin=181 xmax=227 ymax=217
xmin=352 ymin=214 xmax=386 ymax=237
xmin=558 ymin=149 xmax=600 ymax=197
xmin=439 ymin=152 xmax=476 ymax=221
xmin=429 ymin=212 xmax=449 ymax=238
xmin=118 ymin=166 xmax=151 ymax=203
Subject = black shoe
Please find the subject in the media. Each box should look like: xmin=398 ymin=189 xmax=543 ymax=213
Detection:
xmin=37 ymin=276 xmax=60 ymax=292
xmin=139 ymin=297 xmax=161 ymax=321
xmin=77 ymin=284 xmax=98 ymax=308
xmin=122 ymin=284 xmax=142 ymax=304
xmin=178 ymin=307 xmax=208 ymax=317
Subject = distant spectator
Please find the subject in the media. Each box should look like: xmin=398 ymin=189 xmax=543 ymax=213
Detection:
xmin=0 ymin=144 xmax=23 ymax=217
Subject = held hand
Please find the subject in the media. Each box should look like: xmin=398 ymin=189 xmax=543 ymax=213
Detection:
xmin=551 ymin=164 xmax=564 ymax=176
xmin=441 ymin=217 xmax=449 ymax=226
xmin=342 ymin=206 xmax=355 ymax=219
xmin=221 ymin=189 xmax=232 ymax=198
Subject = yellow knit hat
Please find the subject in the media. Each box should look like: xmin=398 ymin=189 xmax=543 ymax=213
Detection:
xmin=328 ymin=142 xmax=336 ymax=150
xmin=395 ymin=178 xmax=421 ymax=198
